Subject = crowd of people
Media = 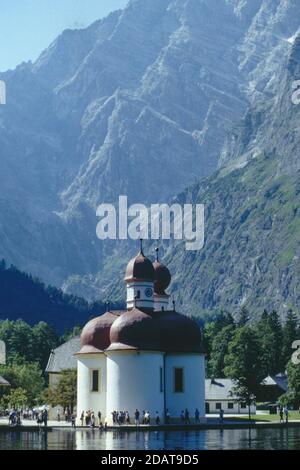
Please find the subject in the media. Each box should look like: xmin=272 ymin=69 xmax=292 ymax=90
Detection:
xmin=79 ymin=410 xmax=106 ymax=430
xmin=107 ymin=408 xmax=202 ymax=426
xmin=3 ymin=405 xmax=296 ymax=428
xmin=56 ymin=407 xmax=76 ymax=427
xmin=7 ymin=408 xmax=48 ymax=427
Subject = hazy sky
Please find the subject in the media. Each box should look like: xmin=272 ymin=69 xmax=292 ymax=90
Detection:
xmin=0 ymin=0 xmax=128 ymax=72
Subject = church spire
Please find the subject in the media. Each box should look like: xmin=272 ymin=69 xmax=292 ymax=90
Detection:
xmin=124 ymin=241 xmax=155 ymax=311
xmin=140 ymin=238 xmax=144 ymax=255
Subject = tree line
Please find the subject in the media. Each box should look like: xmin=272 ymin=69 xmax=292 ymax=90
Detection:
xmin=0 ymin=259 xmax=120 ymax=333
xmin=0 ymin=319 xmax=79 ymax=409
xmin=0 ymin=306 xmax=299 ymax=412
xmin=202 ymin=307 xmax=300 ymax=412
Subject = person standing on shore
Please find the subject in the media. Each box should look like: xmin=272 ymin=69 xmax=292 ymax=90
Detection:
xmin=195 ymin=408 xmax=200 ymax=424
xmin=42 ymin=409 xmax=48 ymax=427
xmin=279 ymin=407 xmax=284 ymax=423
xmin=219 ymin=409 xmax=224 ymax=424
xmin=134 ymin=409 xmax=140 ymax=426
xmin=284 ymin=407 xmax=289 ymax=424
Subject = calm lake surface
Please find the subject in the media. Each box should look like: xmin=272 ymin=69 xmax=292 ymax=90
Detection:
xmin=1 ymin=427 xmax=300 ymax=450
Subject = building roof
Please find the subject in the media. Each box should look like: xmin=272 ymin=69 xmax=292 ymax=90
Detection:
xmin=107 ymin=308 xmax=204 ymax=353
xmin=261 ymin=374 xmax=288 ymax=391
xmin=0 ymin=375 xmax=10 ymax=386
xmin=46 ymin=336 xmax=80 ymax=373
xmin=78 ymin=311 xmax=122 ymax=354
xmin=124 ymin=250 xmax=155 ymax=282
xmin=153 ymin=249 xmax=171 ymax=295
xmin=205 ymin=378 xmax=238 ymax=401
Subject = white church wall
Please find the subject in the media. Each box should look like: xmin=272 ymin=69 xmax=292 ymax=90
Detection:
xmin=153 ymin=293 xmax=170 ymax=312
xmin=76 ymin=354 xmax=106 ymax=425
xmin=165 ymin=354 xmax=206 ymax=421
xmin=126 ymin=281 xmax=154 ymax=310
xmin=106 ymin=351 xmax=164 ymax=424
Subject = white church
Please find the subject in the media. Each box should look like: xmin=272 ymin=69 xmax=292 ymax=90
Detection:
xmin=75 ymin=244 xmax=206 ymax=425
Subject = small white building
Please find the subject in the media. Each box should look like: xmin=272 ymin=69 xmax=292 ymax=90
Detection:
xmin=76 ymin=246 xmax=206 ymax=425
xmin=205 ymin=378 xmax=256 ymax=415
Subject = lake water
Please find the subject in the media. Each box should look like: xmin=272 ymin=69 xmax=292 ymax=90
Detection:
xmin=1 ymin=427 xmax=300 ymax=450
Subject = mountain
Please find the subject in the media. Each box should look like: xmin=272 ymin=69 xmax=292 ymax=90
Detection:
xmin=0 ymin=260 xmax=114 ymax=333
xmin=0 ymin=0 xmax=300 ymax=311
xmin=158 ymin=32 xmax=300 ymax=319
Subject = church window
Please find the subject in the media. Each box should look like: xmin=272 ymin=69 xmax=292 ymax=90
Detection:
xmin=174 ymin=367 xmax=184 ymax=393
xmin=91 ymin=370 xmax=100 ymax=392
xmin=216 ymin=402 xmax=222 ymax=410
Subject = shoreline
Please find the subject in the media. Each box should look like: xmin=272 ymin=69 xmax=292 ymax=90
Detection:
xmin=1 ymin=420 xmax=300 ymax=433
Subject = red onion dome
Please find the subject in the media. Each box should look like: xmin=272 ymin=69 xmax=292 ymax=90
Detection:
xmin=78 ymin=311 xmax=121 ymax=353
xmin=107 ymin=308 xmax=204 ymax=354
xmin=108 ymin=308 xmax=161 ymax=351
xmin=124 ymin=250 xmax=155 ymax=283
xmin=153 ymin=260 xmax=171 ymax=295
xmin=157 ymin=310 xmax=204 ymax=353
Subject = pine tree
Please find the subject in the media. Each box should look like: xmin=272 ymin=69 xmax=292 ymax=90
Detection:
xmin=268 ymin=310 xmax=284 ymax=372
xmin=224 ymin=326 xmax=264 ymax=419
xmin=238 ymin=306 xmax=249 ymax=327
xmin=282 ymin=310 xmax=299 ymax=368
xmin=209 ymin=324 xmax=235 ymax=377
xmin=255 ymin=310 xmax=283 ymax=376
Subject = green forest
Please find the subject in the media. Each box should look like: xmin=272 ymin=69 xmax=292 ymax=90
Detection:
xmin=0 ymin=306 xmax=299 ymax=411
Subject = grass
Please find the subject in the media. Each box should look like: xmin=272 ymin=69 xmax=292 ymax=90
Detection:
xmin=225 ymin=411 xmax=300 ymax=423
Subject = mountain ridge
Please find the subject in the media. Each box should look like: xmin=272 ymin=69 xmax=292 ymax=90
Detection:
xmin=0 ymin=0 xmax=300 ymax=318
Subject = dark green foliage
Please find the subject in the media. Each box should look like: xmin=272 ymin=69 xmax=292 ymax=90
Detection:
xmin=0 ymin=319 xmax=60 ymax=370
xmin=280 ymin=360 xmax=300 ymax=408
xmin=224 ymin=326 xmax=265 ymax=418
xmin=0 ymin=260 xmax=121 ymax=333
xmin=44 ymin=369 xmax=77 ymax=413
xmin=0 ymin=362 xmax=45 ymax=407
xmin=208 ymin=324 xmax=236 ymax=378
xmin=238 ymin=306 xmax=249 ymax=327
xmin=282 ymin=310 xmax=299 ymax=367
xmin=254 ymin=310 xmax=283 ymax=376
xmin=204 ymin=309 xmax=300 ymax=406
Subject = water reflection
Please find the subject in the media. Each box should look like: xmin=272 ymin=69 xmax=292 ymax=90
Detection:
xmin=0 ymin=427 xmax=300 ymax=450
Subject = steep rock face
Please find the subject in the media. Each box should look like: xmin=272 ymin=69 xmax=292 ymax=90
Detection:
xmin=155 ymin=31 xmax=300 ymax=319
xmin=0 ymin=0 xmax=299 ymax=299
